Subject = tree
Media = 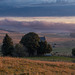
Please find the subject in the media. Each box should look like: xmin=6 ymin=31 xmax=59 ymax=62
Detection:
xmin=72 ymin=48 xmax=75 ymax=56
xmin=38 ymin=41 xmax=52 ymax=55
xmin=1 ymin=34 xmax=14 ymax=56
xmin=20 ymin=32 xmax=40 ymax=56
xmin=13 ymin=43 xmax=28 ymax=57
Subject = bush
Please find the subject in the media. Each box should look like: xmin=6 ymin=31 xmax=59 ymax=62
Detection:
xmin=13 ymin=43 xmax=28 ymax=57
xmin=38 ymin=41 xmax=52 ymax=55
xmin=72 ymin=48 xmax=75 ymax=56
xmin=1 ymin=34 xmax=14 ymax=56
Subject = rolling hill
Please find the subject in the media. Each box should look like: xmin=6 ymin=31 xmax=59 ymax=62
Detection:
xmin=0 ymin=57 xmax=75 ymax=75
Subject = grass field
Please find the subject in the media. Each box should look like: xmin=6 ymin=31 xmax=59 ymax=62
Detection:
xmin=25 ymin=56 xmax=75 ymax=63
xmin=0 ymin=32 xmax=75 ymax=56
xmin=0 ymin=57 xmax=75 ymax=75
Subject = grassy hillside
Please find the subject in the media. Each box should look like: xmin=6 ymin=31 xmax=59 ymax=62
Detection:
xmin=0 ymin=57 xmax=75 ymax=75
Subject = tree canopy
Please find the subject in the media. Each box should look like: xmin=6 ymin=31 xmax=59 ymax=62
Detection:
xmin=13 ymin=43 xmax=28 ymax=57
xmin=20 ymin=32 xmax=40 ymax=56
xmin=72 ymin=48 xmax=75 ymax=56
xmin=1 ymin=34 xmax=14 ymax=56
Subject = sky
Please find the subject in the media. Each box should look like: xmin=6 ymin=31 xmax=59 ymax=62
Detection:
xmin=0 ymin=0 xmax=53 ymax=6
xmin=0 ymin=17 xmax=75 ymax=24
xmin=0 ymin=0 xmax=75 ymax=20
xmin=0 ymin=0 xmax=75 ymax=6
xmin=0 ymin=0 xmax=75 ymax=33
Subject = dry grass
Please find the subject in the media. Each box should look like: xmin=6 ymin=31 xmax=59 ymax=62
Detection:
xmin=46 ymin=37 xmax=75 ymax=42
xmin=0 ymin=57 xmax=75 ymax=75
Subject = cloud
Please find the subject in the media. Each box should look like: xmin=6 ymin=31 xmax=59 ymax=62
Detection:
xmin=0 ymin=19 xmax=75 ymax=33
xmin=0 ymin=5 xmax=75 ymax=17
xmin=0 ymin=0 xmax=50 ymax=6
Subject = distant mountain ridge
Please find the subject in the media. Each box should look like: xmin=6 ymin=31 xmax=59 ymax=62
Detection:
xmin=0 ymin=28 xmax=17 ymax=33
xmin=0 ymin=19 xmax=75 ymax=33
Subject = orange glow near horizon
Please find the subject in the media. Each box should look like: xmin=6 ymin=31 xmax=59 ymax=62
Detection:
xmin=0 ymin=17 xmax=75 ymax=24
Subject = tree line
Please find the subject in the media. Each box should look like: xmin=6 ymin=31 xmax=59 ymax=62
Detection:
xmin=1 ymin=32 xmax=52 ymax=57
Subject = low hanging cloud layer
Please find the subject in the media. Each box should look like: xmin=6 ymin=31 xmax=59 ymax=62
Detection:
xmin=0 ymin=19 xmax=75 ymax=33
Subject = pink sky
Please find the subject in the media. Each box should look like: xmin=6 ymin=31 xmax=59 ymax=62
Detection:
xmin=0 ymin=17 xmax=75 ymax=24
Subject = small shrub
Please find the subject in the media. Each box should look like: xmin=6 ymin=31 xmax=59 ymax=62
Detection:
xmin=38 ymin=41 xmax=52 ymax=55
xmin=13 ymin=43 xmax=28 ymax=57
